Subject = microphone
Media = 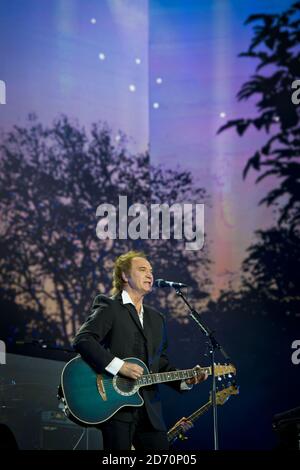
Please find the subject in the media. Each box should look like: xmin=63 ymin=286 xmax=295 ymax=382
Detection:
xmin=154 ymin=279 xmax=188 ymax=289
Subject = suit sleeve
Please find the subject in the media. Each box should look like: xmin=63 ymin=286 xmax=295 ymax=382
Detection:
xmin=72 ymin=295 xmax=116 ymax=373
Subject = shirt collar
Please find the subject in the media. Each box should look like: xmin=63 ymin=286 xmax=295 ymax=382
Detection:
xmin=121 ymin=290 xmax=144 ymax=315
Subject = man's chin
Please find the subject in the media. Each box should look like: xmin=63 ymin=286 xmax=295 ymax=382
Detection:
xmin=142 ymin=285 xmax=152 ymax=295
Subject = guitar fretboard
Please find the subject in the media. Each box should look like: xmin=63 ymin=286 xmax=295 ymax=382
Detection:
xmin=136 ymin=367 xmax=211 ymax=387
xmin=189 ymin=401 xmax=211 ymax=422
xmin=167 ymin=401 xmax=211 ymax=442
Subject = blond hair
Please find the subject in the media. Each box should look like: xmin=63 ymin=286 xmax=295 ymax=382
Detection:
xmin=111 ymin=250 xmax=148 ymax=295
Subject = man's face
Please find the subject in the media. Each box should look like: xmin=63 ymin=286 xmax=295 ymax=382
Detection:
xmin=123 ymin=257 xmax=154 ymax=295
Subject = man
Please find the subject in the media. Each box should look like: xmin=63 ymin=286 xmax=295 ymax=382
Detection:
xmin=72 ymin=250 xmax=207 ymax=450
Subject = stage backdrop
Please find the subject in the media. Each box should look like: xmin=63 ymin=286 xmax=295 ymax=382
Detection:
xmin=0 ymin=0 xmax=299 ymax=450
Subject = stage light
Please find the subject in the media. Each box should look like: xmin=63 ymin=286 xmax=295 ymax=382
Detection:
xmin=129 ymin=84 xmax=136 ymax=92
xmin=98 ymin=53 xmax=106 ymax=61
xmin=219 ymin=112 xmax=226 ymax=118
xmin=90 ymin=18 xmax=97 ymax=24
xmin=153 ymin=102 xmax=160 ymax=109
xmin=156 ymin=77 xmax=163 ymax=84
xmin=135 ymin=58 xmax=141 ymax=65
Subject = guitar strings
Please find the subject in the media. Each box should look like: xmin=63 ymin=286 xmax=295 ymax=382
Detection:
xmin=115 ymin=368 xmax=201 ymax=386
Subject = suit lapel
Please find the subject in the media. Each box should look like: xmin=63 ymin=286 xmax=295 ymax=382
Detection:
xmin=113 ymin=292 xmax=152 ymax=345
xmin=121 ymin=302 xmax=148 ymax=341
xmin=142 ymin=306 xmax=154 ymax=367
xmin=113 ymin=293 xmax=158 ymax=367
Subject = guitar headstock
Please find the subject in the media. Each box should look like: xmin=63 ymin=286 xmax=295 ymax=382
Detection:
xmin=214 ymin=363 xmax=236 ymax=378
xmin=213 ymin=383 xmax=239 ymax=406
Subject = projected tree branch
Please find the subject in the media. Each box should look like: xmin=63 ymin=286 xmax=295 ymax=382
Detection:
xmin=218 ymin=1 xmax=300 ymax=230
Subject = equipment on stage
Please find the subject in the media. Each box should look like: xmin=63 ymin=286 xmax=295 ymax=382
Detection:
xmin=153 ymin=279 xmax=208 ymax=298
xmin=60 ymin=356 xmax=236 ymax=426
xmin=273 ymin=406 xmax=300 ymax=450
xmin=40 ymin=409 xmax=101 ymax=450
xmin=154 ymin=279 xmax=188 ymax=289
xmin=0 ymin=352 xmax=95 ymax=450
xmin=158 ymin=279 xmax=234 ymax=450
xmin=167 ymin=383 xmax=239 ymax=444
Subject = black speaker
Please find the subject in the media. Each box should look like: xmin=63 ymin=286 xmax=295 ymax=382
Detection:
xmin=272 ymin=406 xmax=300 ymax=450
xmin=40 ymin=411 xmax=101 ymax=450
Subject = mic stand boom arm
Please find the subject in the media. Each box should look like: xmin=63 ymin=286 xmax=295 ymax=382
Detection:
xmin=174 ymin=288 xmax=231 ymax=451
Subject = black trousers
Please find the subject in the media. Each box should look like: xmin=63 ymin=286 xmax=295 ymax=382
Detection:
xmin=100 ymin=407 xmax=169 ymax=451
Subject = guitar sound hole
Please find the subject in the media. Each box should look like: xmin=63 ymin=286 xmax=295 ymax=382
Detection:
xmin=112 ymin=374 xmax=141 ymax=397
xmin=115 ymin=376 xmax=136 ymax=394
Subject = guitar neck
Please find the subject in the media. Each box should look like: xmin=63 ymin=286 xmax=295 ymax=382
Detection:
xmin=188 ymin=400 xmax=212 ymax=423
xmin=137 ymin=366 xmax=211 ymax=387
xmin=167 ymin=401 xmax=211 ymax=442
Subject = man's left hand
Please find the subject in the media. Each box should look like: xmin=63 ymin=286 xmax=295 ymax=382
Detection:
xmin=185 ymin=365 xmax=208 ymax=385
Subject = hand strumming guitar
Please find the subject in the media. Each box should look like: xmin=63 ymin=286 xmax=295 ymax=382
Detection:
xmin=119 ymin=361 xmax=144 ymax=380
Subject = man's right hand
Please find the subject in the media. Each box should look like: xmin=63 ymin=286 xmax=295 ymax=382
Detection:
xmin=119 ymin=362 xmax=144 ymax=380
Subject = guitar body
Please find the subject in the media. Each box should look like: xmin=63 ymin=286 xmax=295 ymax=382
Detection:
xmin=60 ymin=356 xmax=236 ymax=427
xmin=61 ymin=356 xmax=148 ymax=426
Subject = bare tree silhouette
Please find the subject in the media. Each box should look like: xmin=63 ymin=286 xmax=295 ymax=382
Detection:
xmin=0 ymin=115 xmax=210 ymax=345
xmin=242 ymin=227 xmax=300 ymax=309
xmin=218 ymin=1 xmax=300 ymax=230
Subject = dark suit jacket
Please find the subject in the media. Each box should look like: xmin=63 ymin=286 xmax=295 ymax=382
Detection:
xmin=72 ymin=292 xmax=183 ymax=431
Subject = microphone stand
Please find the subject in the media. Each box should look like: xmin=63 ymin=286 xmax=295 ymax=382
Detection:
xmin=174 ymin=287 xmax=231 ymax=451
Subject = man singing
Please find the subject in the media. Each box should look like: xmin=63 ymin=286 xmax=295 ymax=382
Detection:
xmin=73 ymin=250 xmax=207 ymax=450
